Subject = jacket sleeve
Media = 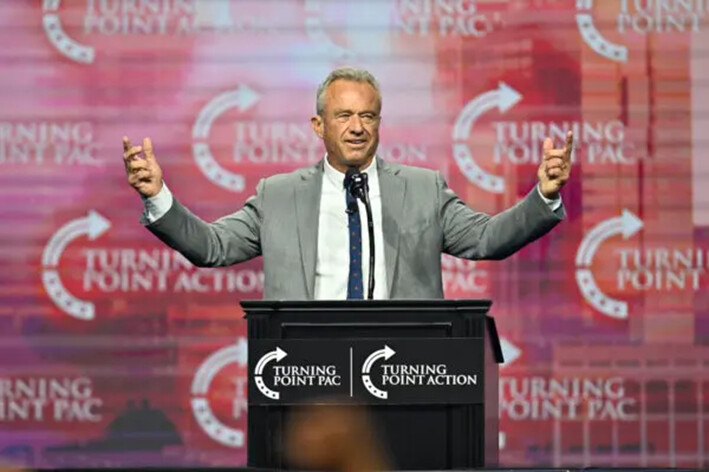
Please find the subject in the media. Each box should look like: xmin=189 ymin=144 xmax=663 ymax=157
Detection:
xmin=144 ymin=179 xmax=264 ymax=267
xmin=438 ymin=173 xmax=564 ymax=260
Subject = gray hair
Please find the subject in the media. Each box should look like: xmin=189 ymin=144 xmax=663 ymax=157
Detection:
xmin=315 ymin=67 xmax=381 ymax=116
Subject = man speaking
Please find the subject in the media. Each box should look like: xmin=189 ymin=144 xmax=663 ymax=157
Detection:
xmin=122 ymin=67 xmax=572 ymax=300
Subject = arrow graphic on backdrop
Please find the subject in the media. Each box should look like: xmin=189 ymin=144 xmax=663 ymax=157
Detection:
xmin=575 ymin=0 xmax=628 ymax=62
xmin=452 ymin=82 xmax=522 ymax=194
xmin=41 ymin=210 xmax=111 ymax=321
xmin=575 ymin=209 xmax=643 ymax=319
xmin=253 ymin=347 xmax=287 ymax=400
xmin=42 ymin=0 xmax=95 ymax=64
xmin=362 ymin=345 xmax=395 ymax=400
xmin=192 ymin=86 xmax=261 ymax=192
xmin=499 ymin=338 xmax=521 ymax=369
xmin=193 ymin=0 xmax=234 ymax=30
xmin=191 ymin=339 xmax=249 ymax=447
xmin=304 ymin=0 xmax=355 ymax=60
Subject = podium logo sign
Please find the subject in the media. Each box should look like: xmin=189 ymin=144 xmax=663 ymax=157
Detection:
xmin=248 ymin=338 xmax=484 ymax=405
xmin=254 ymin=347 xmax=286 ymax=400
xmin=361 ymin=345 xmax=396 ymax=399
xmin=361 ymin=345 xmax=479 ymax=400
xmin=253 ymin=347 xmax=342 ymax=400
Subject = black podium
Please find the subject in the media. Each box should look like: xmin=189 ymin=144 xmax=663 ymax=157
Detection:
xmin=242 ymin=299 xmax=503 ymax=471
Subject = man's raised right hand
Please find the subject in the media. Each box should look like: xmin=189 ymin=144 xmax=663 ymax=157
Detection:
xmin=123 ymin=136 xmax=164 ymax=198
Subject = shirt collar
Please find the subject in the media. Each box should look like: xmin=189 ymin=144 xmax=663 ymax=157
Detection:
xmin=323 ymin=155 xmax=377 ymax=190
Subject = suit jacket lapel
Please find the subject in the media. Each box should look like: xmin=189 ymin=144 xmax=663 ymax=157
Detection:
xmin=294 ymin=161 xmax=323 ymax=299
xmin=378 ymin=159 xmax=406 ymax=297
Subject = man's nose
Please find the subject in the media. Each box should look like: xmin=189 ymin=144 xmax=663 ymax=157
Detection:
xmin=348 ymin=116 xmax=364 ymax=134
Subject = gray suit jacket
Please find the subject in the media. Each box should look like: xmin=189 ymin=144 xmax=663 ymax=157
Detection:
xmin=146 ymin=159 xmax=564 ymax=299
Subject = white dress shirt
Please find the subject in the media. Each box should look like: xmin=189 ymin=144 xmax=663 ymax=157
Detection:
xmin=141 ymin=159 xmax=561 ymax=300
xmin=313 ymin=157 xmax=387 ymax=299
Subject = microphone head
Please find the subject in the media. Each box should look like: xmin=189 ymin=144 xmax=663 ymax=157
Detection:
xmin=344 ymin=166 xmax=359 ymax=188
xmin=344 ymin=166 xmax=368 ymax=202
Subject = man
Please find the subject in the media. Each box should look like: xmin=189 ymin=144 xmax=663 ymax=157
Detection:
xmin=122 ymin=67 xmax=572 ymax=300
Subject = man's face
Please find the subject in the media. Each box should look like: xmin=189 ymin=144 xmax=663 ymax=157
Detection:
xmin=311 ymin=80 xmax=381 ymax=172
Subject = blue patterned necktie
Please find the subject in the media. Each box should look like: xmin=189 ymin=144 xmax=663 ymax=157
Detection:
xmin=346 ymin=188 xmax=363 ymax=299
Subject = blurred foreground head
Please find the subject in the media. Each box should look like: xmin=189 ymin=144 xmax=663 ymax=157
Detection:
xmin=284 ymin=401 xmax=390 ymax=472
xmin=0 ymin=465 xmax=26 ymax=472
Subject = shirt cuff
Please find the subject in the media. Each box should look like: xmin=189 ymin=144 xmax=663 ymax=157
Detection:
xmin=140 ymin=182 xmax=173 ymax=225
xmin=536 ymin=184 xmax=562 ymax=212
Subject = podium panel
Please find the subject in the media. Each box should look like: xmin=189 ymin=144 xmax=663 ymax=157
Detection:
xmin=242 ymin=299 xmax=502 ymax=471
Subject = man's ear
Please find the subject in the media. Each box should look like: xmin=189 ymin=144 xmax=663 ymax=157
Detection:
xmin=311 ymin=115 xmax=324 ymax=139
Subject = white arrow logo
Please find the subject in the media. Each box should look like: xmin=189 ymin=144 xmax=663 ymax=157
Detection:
xmin=42 ymin=0 xmax=95 ymax=64
xmin=41 ymin=210 xmax=111 ymax=320
xmin=499 ymin=338 xmax=521 ymax=369
xmin=193 ymin=0 xmax=234 ymax=30
xmin=575 ymin=209 xmax=643 ymax=319
xmin=576 ymin=0 xmax=628 ymax=62
xmin=452 ymin=82 xmax=522 ymax=193
xmin=254 ymin=347 xmax=287 ymax=400
xmin=191 ymin=338 xmax=249 ymax=448
xmin=192 ymin=86 xmax=261 ymax=192
xmin=304 ymin=0 xmax=356 ymax=60
xmin=362 ymin=345 xmax=395 ymax=400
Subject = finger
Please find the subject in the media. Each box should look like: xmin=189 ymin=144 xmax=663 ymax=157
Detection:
xmin=547 ymin=162 xmax=571 ymax=178
xmin=544 ymin=149 xmax=566 ymax=160
xmin=127 ymin=159 xmax=148 ymax=173
xmin=122 ymin=136 xmax=132 ymax=152
xmin=545 ymin=157 xmax=564 ymax=170
xmin=129 ymin=171 xmax=152 ymax=187
xmin=546 ymin=168 xmax=563 ymax=179
xmin=123 ymin=145 xmax=143 ymax=161
xmin=542 ymin=137 xmax=553 ymax=154
xmin=564 ymin=130 xmax=574 ymax=153
xmin=562 ymin=131 xmax=574 ymax=163
xmin=143 ymin=137 xmax=155 ymax=161
xmin=134 ymin=169 xmax=151 ymax=181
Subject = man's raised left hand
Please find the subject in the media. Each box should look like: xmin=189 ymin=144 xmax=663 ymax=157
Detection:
xmin=538 ymin=130 xmax=573 ymax=199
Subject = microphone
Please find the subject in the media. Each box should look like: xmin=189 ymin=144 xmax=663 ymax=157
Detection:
xmin=344 ymin=167 xmax=375 ymax=300
xmin=345 ymin=167 xmax=368 ymax=201
xmin=344 ymin=167 xmax=361 ymax=214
